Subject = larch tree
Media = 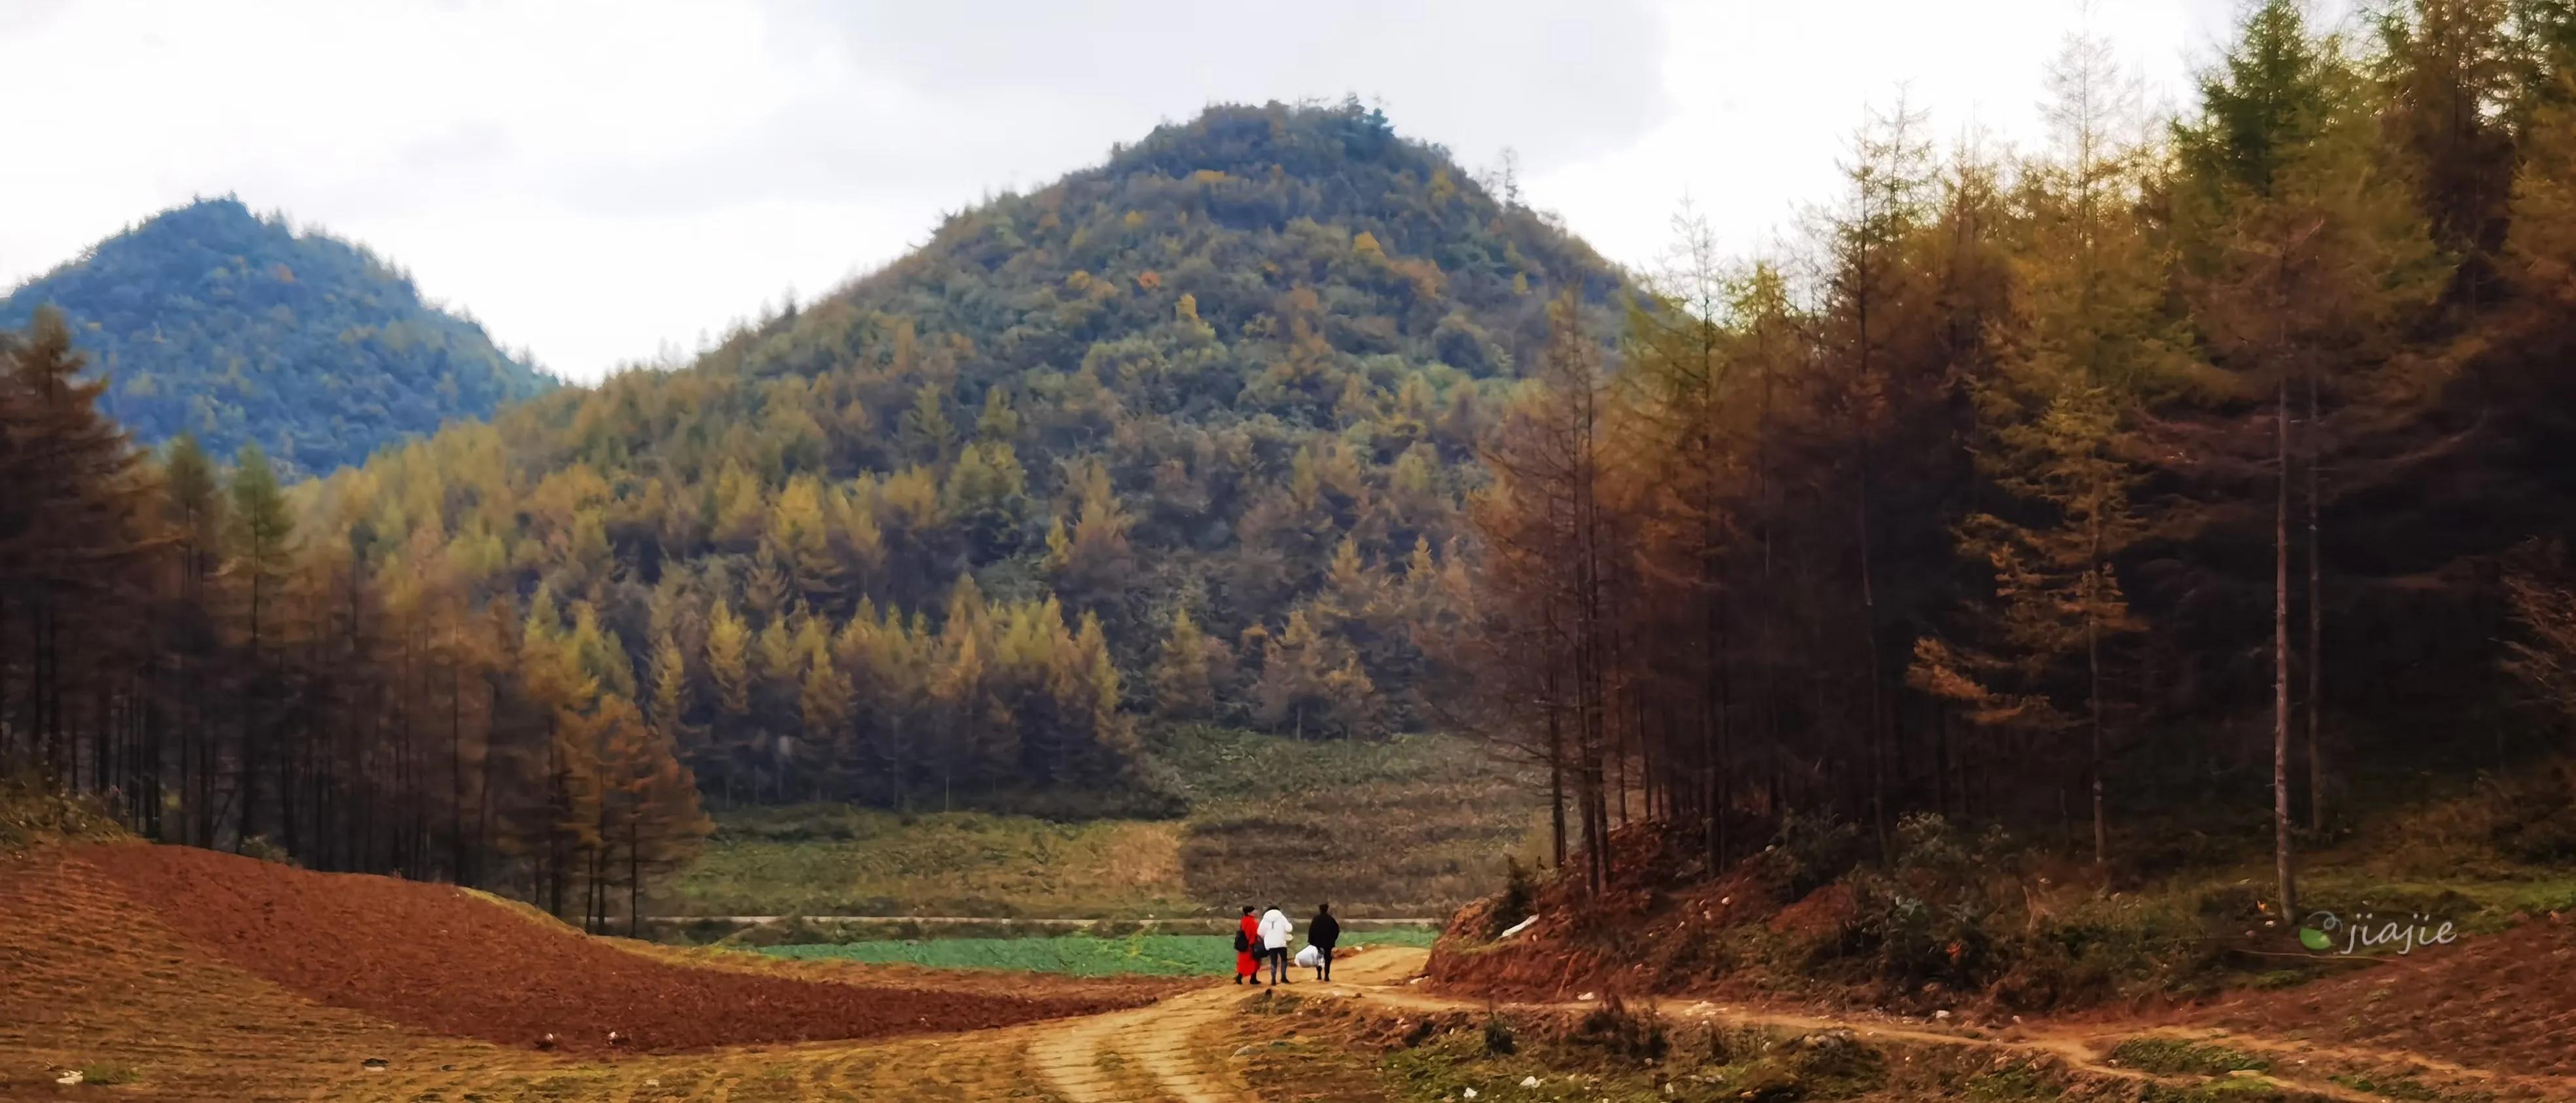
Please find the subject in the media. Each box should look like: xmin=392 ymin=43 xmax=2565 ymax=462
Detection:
xmin=1914 ymin=26 xmax=2170 ymax=868
xmin=702 ymin=597 xmax=753 ymax=800
xmin=1151 ymin=604 xmax=1225 ymax=720
xmin=160 ymin=434 xmax=226 ymax=847
xmin=2171 ymin=0 xmax=2450 ymax=917
xmin=228 ymin=444 xmax=297 ymax=850
xmin=597 ymin=692 xmax=711 ymax=935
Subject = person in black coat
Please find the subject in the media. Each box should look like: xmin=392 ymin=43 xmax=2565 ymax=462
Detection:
xmin=1308 ymin=903 xmax=1341 ymax=981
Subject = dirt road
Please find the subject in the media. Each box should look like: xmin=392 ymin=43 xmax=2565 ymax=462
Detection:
xmin=1024 ymin=947 xmax=1427 ymax=1103
xmin=1015 ymin=946 xmax=2575 ymax=1103
xmin=12 ymin=843 xmax=2569 ymax=1102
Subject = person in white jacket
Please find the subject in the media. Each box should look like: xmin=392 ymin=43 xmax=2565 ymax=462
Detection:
xmin=1257 ymin=904 xmax=1293 ymax=984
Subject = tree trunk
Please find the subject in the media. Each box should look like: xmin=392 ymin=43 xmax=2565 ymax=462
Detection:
xmin=1546 ymin=684 xmax=1567 ymax=869
xmin=2305 ymin=368 xmax=2324 ymax=835
xmin=450 ymin=662 xmax=466 ymax=881
xmin=2273 ymin=377 xmax=2299 ymax=920
xmin=1856 ymin=455 xmax=1888 ymax=856
xmin=2089 ymin=482 xmax=2108 ymax=869
xmin=631 ymin=815 xmax=644 ymax=937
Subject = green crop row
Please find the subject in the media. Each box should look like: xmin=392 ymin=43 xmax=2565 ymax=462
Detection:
xmin=759 ymin=930 xmax=1440 ymax=976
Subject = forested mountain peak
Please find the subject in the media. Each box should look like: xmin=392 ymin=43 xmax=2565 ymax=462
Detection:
xmin=307 ymin=99 xmax=1626 ymax=809
xmin=1 ymin=196 xmax=555 ymax=476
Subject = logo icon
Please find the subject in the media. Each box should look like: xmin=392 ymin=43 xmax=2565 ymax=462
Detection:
xmin=2297 ymin=909 xmax=2456 ymax=956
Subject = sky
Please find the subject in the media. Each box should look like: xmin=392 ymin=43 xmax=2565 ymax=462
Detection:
xmin=1 ymin=0 xmax=2353 ymax=383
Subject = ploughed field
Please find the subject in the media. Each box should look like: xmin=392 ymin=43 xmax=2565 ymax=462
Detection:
xmin=0 ymin=843 xmax=1178 ymax=1100
xmin=9 ymin=837 xmax=2573 ymax=1102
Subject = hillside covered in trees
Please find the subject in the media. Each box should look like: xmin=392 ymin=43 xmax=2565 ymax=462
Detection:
xmin=311 ymin=100 xmax=1622 ymax=805
xmin=1459 ymin=0 xmax=2576 ymax=922
xmin=0 ymin=101 xmax=1619 ymax=924
xmin=1 ymin=197 xmax=555 ymax=476
xmin=20 ymin=0 xmax=2576 ymax=939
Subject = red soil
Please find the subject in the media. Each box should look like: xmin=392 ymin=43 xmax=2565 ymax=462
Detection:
xmin=1427 ymin=828 xmax=1791 ymax=1002
xmin=2191 ymin=910 xmax=2576 ymax=1078
xmin=69 ymin=843 xmax=1157 ymax=1054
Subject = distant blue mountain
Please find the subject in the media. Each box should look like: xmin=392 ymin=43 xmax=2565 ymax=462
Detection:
xmin=2 ymin=196 xmax=555 ymax=474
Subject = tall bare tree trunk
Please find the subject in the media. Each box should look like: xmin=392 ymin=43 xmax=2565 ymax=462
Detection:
xmin=1546 ymin=673 xmax=1567 ymax=869
xmin=2273 ymin=376 xmax=2298 ymax=920
xmin=2089 ymin=470 xmax=2108 ymax=869
xmin=2089 ymin=593 xmax=2106 ymax=867
xmin=630 ymin=815 xmax=644 ymax=937
xmin=2305 ymin=368 xmax=2324 ymax=835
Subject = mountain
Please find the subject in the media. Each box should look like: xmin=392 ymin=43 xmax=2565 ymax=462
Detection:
xmin=326 ymin=100 xmax=1627 ymax=805
xmin=1 ymin=197 xmax=555 ymax=475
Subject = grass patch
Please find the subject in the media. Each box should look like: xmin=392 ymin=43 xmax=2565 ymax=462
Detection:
xmin=1964 ymin=1060 xmax=2065 ymax=1101
xmin=2108 ymin=1037 xmax=2272 ymax=1076
xmin=667 ymin=811 xmax=1191 ymax=919
xmin=2326 ymin=1072 xmax=2449 ymax=1101
xmin=757 ymin=929 xmax=1438 ymax=975
xmin=666 ymin=727 xmax=1545 ymax=921
xmin=0 ymin=767 xmax=123 ymax=855
xmin=76 ymin=1062 xmax=143 ymax=1085
xmin=1371 ymin=1015 xmax=1886 ymax=1103
xmin=1160 ymin=726 xmax=1545 ymax=915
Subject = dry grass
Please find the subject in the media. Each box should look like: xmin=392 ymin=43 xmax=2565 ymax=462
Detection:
xmin=670 ymin=810 xmax=1192 ymax=918
xmin=0 ymin=768 xmax=123 ymax=856
xmin=668 ymin=727 xmax=1546 ymax=922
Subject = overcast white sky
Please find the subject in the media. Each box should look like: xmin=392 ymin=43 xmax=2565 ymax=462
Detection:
xmin=3 ymin=0 xmax=2355 ymax=383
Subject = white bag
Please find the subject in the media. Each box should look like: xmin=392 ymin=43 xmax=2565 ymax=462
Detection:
xmin=1293 ymin=944 xmax=1322 ymax=968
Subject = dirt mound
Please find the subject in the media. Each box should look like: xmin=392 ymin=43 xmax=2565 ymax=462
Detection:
xmin=2191 ymin=911 xmax=2576 ymax=1078
xmin=69 ymin=843 xmax=1158 ymax=1054
xmin=1426 ymin=847 xmax=1787 ymax=1002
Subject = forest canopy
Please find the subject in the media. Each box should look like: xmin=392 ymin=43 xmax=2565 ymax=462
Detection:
xmin=1 ymin=196 xmax=556 ymax=476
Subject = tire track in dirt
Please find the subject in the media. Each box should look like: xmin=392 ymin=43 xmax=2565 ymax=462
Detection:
xmin=1346 ymin=949 xmax=2576 ymax=1103
xmin=1027 ymin=1004 xmax=1181 ymax=1102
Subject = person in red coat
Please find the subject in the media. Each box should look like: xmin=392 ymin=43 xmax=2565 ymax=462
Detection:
xmin=1234 ymin=905 xmax=1261 ymax=983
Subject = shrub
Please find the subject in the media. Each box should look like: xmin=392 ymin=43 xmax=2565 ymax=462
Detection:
xmin=77 ymin=1062 xmax=141 ymax=1086
xmin=1993 ymin=895 xmax=2223 ymax=1009
xmin=1830 ymin=814 xmax=2009 ymax=992
xmin=1779 ymin=1028 xmax=1885 ymax=1093
xmin=2369 ymin=761 xmax=2576 ymax=875
xmin=239 ymin=834 xmax=297 ymax=866
xmin=1487 ymin=856 xmax=1537 ymax=937
xmin=1569 ymin=994 xmax=1667 ymax=1064
xmin=1766 ymin=811 xmax=1865 ymax=897
xmin=1482 ymin=1015 xmax=1516 ymax=1055
xmin=2195 ymin=884 xmax=2264 ymax=922
xmin=0 ymin=767 xmax=120 ymax=854
xmin=2106 ymin=1037 xmax=2269 ymax=1076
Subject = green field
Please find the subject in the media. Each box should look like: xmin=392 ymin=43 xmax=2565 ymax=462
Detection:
xmin=663 ymin=726 xmax=1546 ymax=922
xmin=759 ymin=928 xmax=1442 ymax=976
